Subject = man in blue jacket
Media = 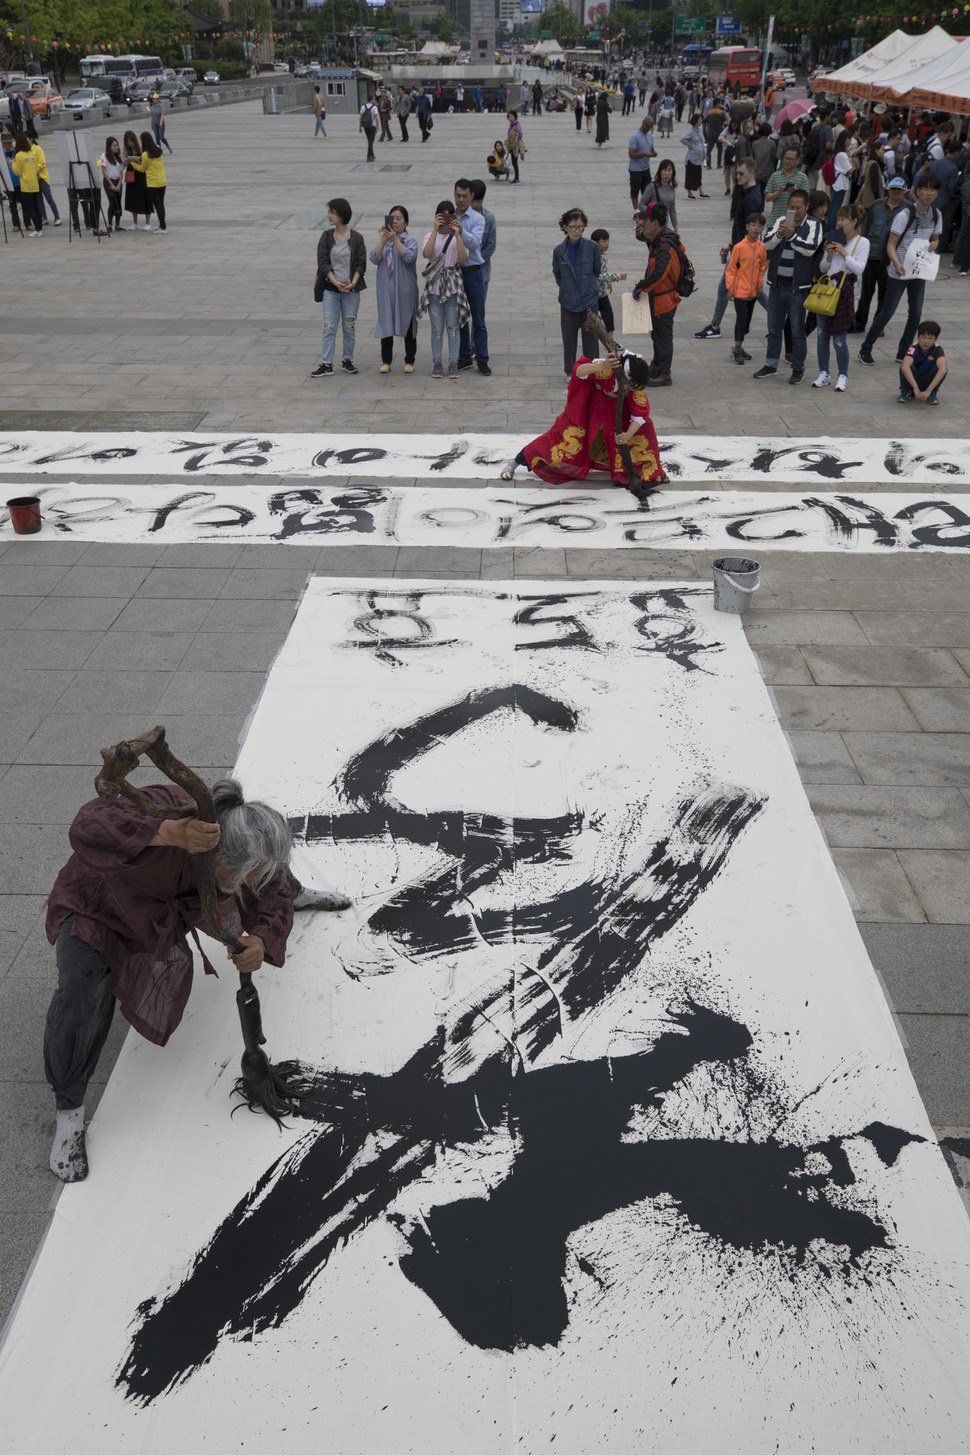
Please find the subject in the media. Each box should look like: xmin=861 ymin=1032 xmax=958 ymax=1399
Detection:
xmin=753 ymin=189 xmax=822 ymax=385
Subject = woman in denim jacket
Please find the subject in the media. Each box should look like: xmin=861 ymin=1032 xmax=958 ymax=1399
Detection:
xmin=552 ymin=207 xmax=603 ymax=376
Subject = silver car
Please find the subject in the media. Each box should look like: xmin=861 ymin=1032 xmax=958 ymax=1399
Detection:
xmin=63 ymin=87 xmax=113 ymax=118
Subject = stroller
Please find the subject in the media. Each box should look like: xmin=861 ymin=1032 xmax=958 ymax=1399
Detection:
xmin=487 ymin=140 xmax=511 ymax=181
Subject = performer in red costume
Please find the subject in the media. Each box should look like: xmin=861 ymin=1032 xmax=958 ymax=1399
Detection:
xmin=500 ymin=352 xmax=667 ymax=502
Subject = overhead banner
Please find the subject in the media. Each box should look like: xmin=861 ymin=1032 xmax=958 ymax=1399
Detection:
xmin=8 ymin=482 xmax=970 ymax=552
xmin=1 ymin=579 xmax=968 ymax=1453
xmin=1 ymin=431 xmax=969 ymax=487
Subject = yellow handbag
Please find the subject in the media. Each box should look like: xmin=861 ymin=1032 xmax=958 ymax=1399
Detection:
xmin=803 ymin=273 xmax=843 ymax=316
xmin=803 ymin=236 xmax=860 ymax=316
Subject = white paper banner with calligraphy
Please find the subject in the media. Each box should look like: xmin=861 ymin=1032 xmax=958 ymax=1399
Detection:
xmin=0 ymin=578 xmax=967 ymax=1454
xmin=1 ymin=431 xmax=969 ymax=486
xmin=8 ymin=483 xmax=970 ymax=551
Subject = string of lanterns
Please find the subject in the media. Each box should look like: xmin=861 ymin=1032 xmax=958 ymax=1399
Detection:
xmin=3 ymin=28 xmax=262 ymax=50
xmin=849 ymin=3 xmax=968 ymax=23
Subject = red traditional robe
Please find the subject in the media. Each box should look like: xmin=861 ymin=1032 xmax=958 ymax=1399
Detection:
xmin=521 ymin=357 xmax=664 ymax=488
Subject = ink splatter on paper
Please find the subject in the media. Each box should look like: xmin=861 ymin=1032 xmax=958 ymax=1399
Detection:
xmin=3 ymin=579 xmax=968 ymax=1455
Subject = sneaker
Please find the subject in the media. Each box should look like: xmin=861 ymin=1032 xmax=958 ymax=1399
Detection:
xmin=448 ymin=365 xmax=458 ymax=381
xmin=403 ymin=363 xmax=414 ymax=374
xmin=310 ymin=362 xmax=333 ymax=377
xmin=500 ymin=460 xmax=518 ymax=480
xmin=737 ymin=347 xmax=752 ymax=362
xmin=732 ymin=347 xmax=746 ymax=365
xmin=53 ymin=218 xmax=62 ymax=227
xmin=834 ymin=374 xmax=848 ymax=392
xmin=753 ymin=365 xmax=777 ymax=379
xmin=928 ymin=391 xmax=940 ymax=405
xmin=456 ymin=358 xmax=475 ymax=371
xmin=379 ymin=362 xmax=391 ymax=374
xmin=894 ymin=352 xmax=906 ymax=363
xmin=694 ymin=324 xmax=721 ymax=339
xmin=341 ymin=359 xmax=359 ymax=374
xmin=811 ymin=371 xmax=830 ymax=388
xmin=789 ymin=368 xmax=804 ymax=385
xmin=896 ymin=389 xmax=913 ymax=402
xmin=959 ymin=270 xmax=969 ymax=277
xmin=858 ymin=349 xmax=875 ymax=365
xmin=431 ymin=362 xmax=443 ymax=378
xmin=477 ymin=361 xmax=492 ymax=376
xmin=141 ymin=223 xmax=152 ymax=231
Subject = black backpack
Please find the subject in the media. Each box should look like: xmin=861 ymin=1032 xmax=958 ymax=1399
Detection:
xmin=669 ymin=236 xmax=696 ymax=298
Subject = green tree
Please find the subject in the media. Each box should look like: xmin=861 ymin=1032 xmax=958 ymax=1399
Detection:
xmin=433 ymin=10 xmax=456 ymax=41
xmin=542 ymin=0 xmax=581 ymax=44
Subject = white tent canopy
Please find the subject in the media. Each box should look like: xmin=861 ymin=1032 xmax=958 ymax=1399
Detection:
xmin=823 ymin=26 xmax=958 ymax=100
xmin=903 ymin=32 xmax=970 ymax=115
xmin=822 ymin=30 xmax=912 ymax=95
xmin=868 ymin=26 xmax=960 ymax=100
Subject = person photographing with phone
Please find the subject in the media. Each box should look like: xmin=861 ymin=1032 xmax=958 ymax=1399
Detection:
xmin=418 ymin=201 xmax=469 ymax=380
xmin=371 ymin=204 xmax=419 ymax=374
xmin=753 ymin=188 xmax=823 ymax=385
xmin=763 ymin=147 xmax=809 ymax=226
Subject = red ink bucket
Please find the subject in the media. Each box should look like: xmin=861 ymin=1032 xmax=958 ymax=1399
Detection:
xmin=6 ymin=497 xmax=42 ymax=535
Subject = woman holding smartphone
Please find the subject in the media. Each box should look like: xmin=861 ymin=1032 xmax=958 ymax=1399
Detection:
xmin=417 ymin=201 xmax=468 ymax=380
xmin=371 ymin=205 xmax=419 ymax=373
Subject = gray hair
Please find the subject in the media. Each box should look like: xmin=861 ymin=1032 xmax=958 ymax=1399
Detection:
xmin=212 ymin=778 xmax=292 ymax=893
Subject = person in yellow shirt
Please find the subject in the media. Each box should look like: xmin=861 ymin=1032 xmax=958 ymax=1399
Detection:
xmin=130 ymin=131 xmax=167 ymax=231
xmin=29 ymin=138 xmax=62 ymax=227
xmin=11 ymin=134 xmax=43 ymax=236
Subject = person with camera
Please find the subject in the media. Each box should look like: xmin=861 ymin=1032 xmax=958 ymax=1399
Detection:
xmin=418 ymin=201 xmax=468 ymax=380
xmin=753 ymin=187 xmax=823 ymax=385
xmin=371 ymin=204 xmax=419 ymax=374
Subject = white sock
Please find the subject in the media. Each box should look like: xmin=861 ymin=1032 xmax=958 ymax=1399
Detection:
xmin=50 ymin=1106 xmax=88 ymax=1182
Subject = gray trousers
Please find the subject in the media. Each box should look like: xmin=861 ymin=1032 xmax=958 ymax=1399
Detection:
xmin=44 ymin=916 xmax=116 ymax=1111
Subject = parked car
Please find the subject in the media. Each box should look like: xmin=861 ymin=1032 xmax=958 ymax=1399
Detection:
xmin=771 ymin=67 xmax=797 ymax=88
xmin=176 ymin=67 xmax=197 ymax=89
xmin=155 ymin=80 xmax=181 ymax=102
xmin=26 ymin=84 xmax=64 ymax=117
xmin=272 ymin=61 xmax=289 ymax=73
xmin=203 ymin=69 xmax=221 ymax=86
xmin=63 ymin=87 xmax=113 ymax=118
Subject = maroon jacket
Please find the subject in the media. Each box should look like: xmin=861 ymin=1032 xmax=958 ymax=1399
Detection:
xmin=46 ymin=785 xmax=294 ymax=1047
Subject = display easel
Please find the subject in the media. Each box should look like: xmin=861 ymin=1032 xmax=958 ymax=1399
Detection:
xmin=0 ymin=147 xmax=16 ymax=243
xmin=56 ymin=130 xmax=110 ymax=243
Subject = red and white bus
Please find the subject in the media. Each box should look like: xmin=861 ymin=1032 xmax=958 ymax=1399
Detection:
xmin=706 ymin=46 xmax=763 ymax=92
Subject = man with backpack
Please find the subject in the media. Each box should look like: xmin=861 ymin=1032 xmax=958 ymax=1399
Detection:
xmin=631 ymin=201 xmax=689 ymax=386
xmin=859 ymin=175 xmax=942 ymax=365
xmin=359 ymin=95 xmax=379 ymax=161
xmin=854 ymin=176 xmax=907 ymax=332
xmin=802 ymin=108 xmax=834 ymax=192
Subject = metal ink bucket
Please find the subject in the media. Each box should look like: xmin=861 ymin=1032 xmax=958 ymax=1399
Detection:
xmin=712 ymin=556 xmax=760 ymax=615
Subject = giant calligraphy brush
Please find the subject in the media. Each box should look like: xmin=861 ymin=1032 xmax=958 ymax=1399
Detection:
xmin=95 ymin=726 xmax=309 ymax=1127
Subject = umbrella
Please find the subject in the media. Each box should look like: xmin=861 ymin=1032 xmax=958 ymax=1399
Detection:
xmin=775 ymin=97 xmax=816 ymax=128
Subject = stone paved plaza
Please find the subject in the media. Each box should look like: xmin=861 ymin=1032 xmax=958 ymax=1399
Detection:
xmin=1 ymin=93 xmax=969 ymax=1325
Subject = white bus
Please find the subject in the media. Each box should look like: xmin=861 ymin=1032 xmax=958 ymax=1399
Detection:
xmin=79 ymin=54 xmax=165 ymax=86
